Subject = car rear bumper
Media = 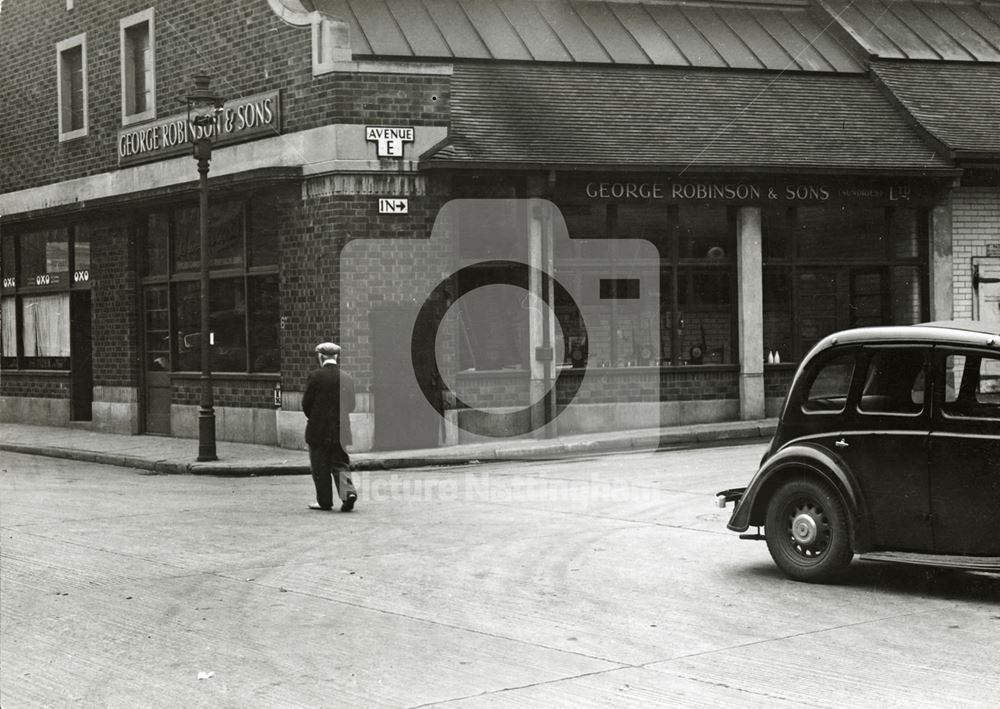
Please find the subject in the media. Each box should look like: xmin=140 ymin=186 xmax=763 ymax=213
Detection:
xmin=715 ymin=487 xmax=746 ymax=508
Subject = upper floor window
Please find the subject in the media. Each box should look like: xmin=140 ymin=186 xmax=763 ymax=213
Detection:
xmin=120 ymin=8 xmax=155 ymax=125
xmin=56 ymin=33 xmax=88 ymax=141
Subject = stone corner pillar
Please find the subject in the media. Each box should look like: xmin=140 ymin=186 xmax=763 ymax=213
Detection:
xmin=737 ymin=207 xmax=765 ymax=420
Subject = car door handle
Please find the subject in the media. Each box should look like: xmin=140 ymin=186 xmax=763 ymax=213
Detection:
xmin=835 ymin=438 xmax=849 ymax=448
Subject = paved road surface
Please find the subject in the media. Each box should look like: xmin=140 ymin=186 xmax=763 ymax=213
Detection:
xmin=2 ymin=444 xmax=997 ymax=708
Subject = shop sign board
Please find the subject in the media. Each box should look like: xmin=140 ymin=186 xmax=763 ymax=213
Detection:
xmin=560 ymin=178 xmax=940 ymax=206
xmin=117 ymin=90 xmax=281 ymax=167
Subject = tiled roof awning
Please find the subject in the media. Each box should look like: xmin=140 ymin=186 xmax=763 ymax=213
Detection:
xmin=421 ymin=63 xmax=955 ymax=174
xmin=315 ymin=0 xmax=863 ymax=71
xmin=873 ymin=61 xmax=1000 ymax=159
xmin=821 ymin=0 xmax=1000 ymax=61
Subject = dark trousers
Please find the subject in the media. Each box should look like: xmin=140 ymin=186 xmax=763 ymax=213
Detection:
xmin=308 ymin=443 xmax=355 ymax=509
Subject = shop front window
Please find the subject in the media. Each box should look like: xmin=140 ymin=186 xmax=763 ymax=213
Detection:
xmin=1 ymin=226 xmax=89 ymax=370
xmin=141 ymin=194 xmax=281 ymax=374
xmin=551 ymin=202 xmax=734 ymax=369
xmin=763 ymin=206 xmax=927 ymax=363
xmin=20 ymin=228 xmax=69 ymax=285
xmin=22 ymin=293 xmax=71 ymax=358
xmin=1 ymin=296 xmax=17 ymax=367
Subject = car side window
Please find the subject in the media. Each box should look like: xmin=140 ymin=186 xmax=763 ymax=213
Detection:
xmin=942 ymin=352 xmax=1000 ymax=419
xmin=802 ymin=352 xmax=855 ymax=413
xmin=858 ymin=348 xmax=926 ymax=415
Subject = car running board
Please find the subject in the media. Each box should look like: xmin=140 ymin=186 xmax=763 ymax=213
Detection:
xmin=860 ymin=551 xmax=1000 ymax=572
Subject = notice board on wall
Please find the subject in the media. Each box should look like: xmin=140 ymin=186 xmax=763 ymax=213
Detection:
xmin=974 ymin=257 xmax=1000 ymax=332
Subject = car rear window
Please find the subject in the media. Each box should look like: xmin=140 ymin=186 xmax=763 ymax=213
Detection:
xmin=802 ymin=352 xmax=855 ymax=413
xmin=858 ymin=348 xmax=925 ymax=415
xmin=943 ymin=352 xmax=1000 ymax=419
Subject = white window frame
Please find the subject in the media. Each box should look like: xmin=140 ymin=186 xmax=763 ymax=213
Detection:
xmin=120 ymin=8 xmax=156 ymax=126
xmin=56 ymin=33 xmax=88 ymax=142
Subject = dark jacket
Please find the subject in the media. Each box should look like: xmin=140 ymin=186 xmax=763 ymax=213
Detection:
xmin=302 ymin=363 xmax=356 ymax=447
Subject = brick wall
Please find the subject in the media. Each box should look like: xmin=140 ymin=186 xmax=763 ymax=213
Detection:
xmin=173 ymin=377 xmax=277 ymax=409
xmin=952 ymin=187 xmax=1000 ymax=320
xmin=556 ymin=366 xmax=740 ymax=406
xmin=282 ymin=174 xmax=451 ymax=394
xmin=0 ymin=372 xmax=71 ymax=399
xmin=0 ymin=0 xmax=450 ymax=193
xmin=764 ymin=366 xmax=796 ymax=399
xmin=86 ymin=215 xmax=138 ymax=389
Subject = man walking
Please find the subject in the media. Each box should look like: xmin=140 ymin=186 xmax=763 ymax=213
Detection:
xmin=303 ymin=342 xmax=358 ymax=512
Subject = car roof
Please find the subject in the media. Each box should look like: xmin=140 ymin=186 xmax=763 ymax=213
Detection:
xmin=810 ymin=321 xmax=1000 ymax=354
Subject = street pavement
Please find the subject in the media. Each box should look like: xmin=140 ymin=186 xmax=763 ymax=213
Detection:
xmin=0 ymin=419 xmax=777 ymax=475
xmin=2 ymin=444 xmax=997 ymax=708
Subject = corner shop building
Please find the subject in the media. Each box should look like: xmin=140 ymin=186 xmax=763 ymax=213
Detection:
xmin=1 ymin=0 xmax=998 ymax=451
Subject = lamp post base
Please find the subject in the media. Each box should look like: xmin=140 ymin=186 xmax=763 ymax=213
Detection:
xmin=197 ymin=407 xmax=218 ymax=462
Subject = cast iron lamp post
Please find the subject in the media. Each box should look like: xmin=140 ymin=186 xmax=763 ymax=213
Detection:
xmin=186 ymin=73 xmax=225 ymax=462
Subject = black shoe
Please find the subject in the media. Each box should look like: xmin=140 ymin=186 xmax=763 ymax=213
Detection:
xmin=341 ymin=492 xmax=357 ymax=512
xmin=308 ymin=503 xmax=332 ymax=511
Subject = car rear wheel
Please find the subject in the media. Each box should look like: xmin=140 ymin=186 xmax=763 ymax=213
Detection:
xmin=765 ymin=478 xmax=853 ymax=583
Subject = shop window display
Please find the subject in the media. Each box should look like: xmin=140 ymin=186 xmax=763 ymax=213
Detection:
xmin=763 ymin=206 xmax=927 ymax=363
xmin=1 ymin=226 xmax=89 ymax=370
xmin=140 ymin=195 xmax=281 ymax=374
xmin=553 ymin=202 xmax=734 ymax=369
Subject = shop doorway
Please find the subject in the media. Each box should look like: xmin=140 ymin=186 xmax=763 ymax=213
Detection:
xmin=143 ymin=285 xmax=171 ymax=434
xmin=70 ymin=291 xmax=93 ymax=421
xmin=371 ymin=305 xmax=440 ymax=450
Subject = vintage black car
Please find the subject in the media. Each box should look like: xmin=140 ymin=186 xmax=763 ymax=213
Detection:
xmin=718 ymin=321 xmax=1000 ymax=583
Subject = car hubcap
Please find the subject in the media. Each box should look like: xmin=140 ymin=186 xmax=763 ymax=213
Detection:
xmin=791 ymin=513 xmax=818 ymax=545
xmin=787 ymin=501 xmax=828 ymax=558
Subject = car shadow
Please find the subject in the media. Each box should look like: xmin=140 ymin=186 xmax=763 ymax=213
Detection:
xmin=733 ymin=561 xmax=1000 ymax=603
xmin=839 ymin=561 xmax=1000 ymax=603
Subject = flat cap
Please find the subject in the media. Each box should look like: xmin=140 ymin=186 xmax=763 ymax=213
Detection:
xmin=315 ymin=342 xmax=341 ymax=356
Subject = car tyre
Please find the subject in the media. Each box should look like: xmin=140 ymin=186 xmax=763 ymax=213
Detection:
xmin=765 ymin=477 xmax=853 ymax=583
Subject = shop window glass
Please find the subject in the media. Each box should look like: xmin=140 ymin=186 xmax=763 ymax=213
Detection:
xmin=147 ymin=196 xmax=278 ymax=374
xmin=890 ymin=208 xmax=920 ymax=260
xmin=144 ymin=286 xmax=170 ymax=370
xmin=762 ymin=207 xmax=792 ymax=259
xmin=209 ymin=201 xmax=244 ymax=269
xmin=144 ymin=212 xmax=169 ymax=276
xmin=172 ymin=201 xmax=244 ymax=272
xmin=2 ymin=296 xmax=17 ymax=359
xmin=249 ymin=274 xmax=280 ymax=372
xmin=617 ymin=204 xmax=669 ymax=255
xmin=22 ymin=293 xmax=71 ymax=359
xmin=20 ymin=228 xmax=69 ymax=285
xmin=457 ymin=200 xmax=527 ymax=260
xmin=209 ymin=278 xmax=248 ymax=372
xmin=454 ymin=263 xmax=528 ymax=370
xmin=248 ymin=194 xmax=281 ymax=268
xmin=561 ymin=203 xmax=607 ymax=240
xmin=174 ymin=279 xmax=247 ymax=372
xmin=74 ymin=230 xmax=91 ymax=276
xmin=173 ymin=206 xmax=200 ymax=273
xmin=678 ymin=205 xmax=731 ymax=260
xmin=763 ymin=268 xmax=792 ymax=363
xmin=891 ymin=266 xmax=923 ymax=325
xmin=802 ymin=352 xmax=855 ymax=413
xmin=2 ymin=235 xmax=15 ymax=289
xmin=797 ymin=207 xmax=886 ymax=259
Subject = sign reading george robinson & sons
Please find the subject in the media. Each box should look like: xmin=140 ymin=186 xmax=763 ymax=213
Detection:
xmin=117 ymin=90 xmax=281 ymax=167
xmin=559 ymin=178 xmax=942 ymax=206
